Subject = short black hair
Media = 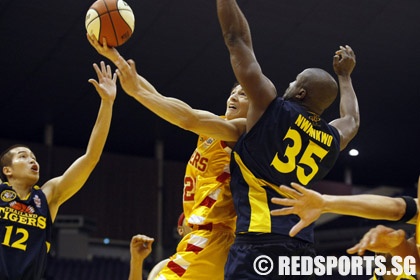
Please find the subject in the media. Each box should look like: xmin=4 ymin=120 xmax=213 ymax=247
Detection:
xmin=0 ymin=144 xmax=30 ymax=182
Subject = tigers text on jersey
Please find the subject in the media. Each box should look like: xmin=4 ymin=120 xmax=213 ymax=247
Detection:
xmin=230 ymin=97 xmax=340 ymax=242
xmin=157 ymin=131 xmax=236 ymax=279
xmin=0 ymin=183 xmax=52 ymax=280
xmin=183 ymin=133 xmax=236 ymax=230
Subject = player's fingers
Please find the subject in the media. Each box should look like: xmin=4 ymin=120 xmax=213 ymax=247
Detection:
xmin=355 ymin=237 xmax=371 ymax=255
xmin=127 ymin=59 xmax=137 ymax=74
xmin=105 ymin=64 xmax=113 ymax=77
xmin=102 ymin=37 xmax=109 ymax=48
xmin=277 ymin=185 xmax=300 ymax=199
xmin=357 ymin=248 xmax=366 ymax=256
xmin=145 ymin=238 xmax=155 ymax=249
xmin=345 ymin=45 xmax=354 ymax=55
xmin=115 ymin=69 xmax=123 ymax=82
xmin=289 ymin=182 xmax=306 ymax=195
xmin=346 ymin=243 xmax=361 ymax=255
xmin=289 ymin=220 xmax=306 ymax=237
xmin=116 ymin=59 xmax=131 ymax=75
xmin=132 ymin=234 xmax=154 ymax=242
xmin=333 ymin=55 xmax=340 ymax=65
xmin=100 ymin=61 xmax=107 ymax=75
xmin=365 ymin=230 xmax=380 ymax=246
xmin=92 ymin=63 xmax=102 ymax=77
xmin=349 ymin=238 xmax=367 ymax=255
xmin=88 ymin=79 xmax=100 ymax=92
xmin=271 ymin=197 xmax=295 ymax=207
xmin=270 ymin=207 xmax=294 ymax=216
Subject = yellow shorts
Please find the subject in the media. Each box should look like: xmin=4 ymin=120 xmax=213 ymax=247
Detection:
xmin=155 ymin=225 xmax=235 ymax=280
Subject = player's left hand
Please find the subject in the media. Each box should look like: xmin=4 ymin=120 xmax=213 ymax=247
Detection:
xmin=88 ymin=61 xmax=117 ymax=102
xmin=271 ymin=182 xmax=324 ymax=237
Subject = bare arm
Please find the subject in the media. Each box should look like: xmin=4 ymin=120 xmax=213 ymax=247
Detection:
xmin=216 ymin=0 xmax=276 ymax=129
xmin=270 ymin=182 xmax=415 ymax=237
xmin=42 ymin=62 xmax=116 ymax=221
xmin=87 ymin=33 xmax=245 ymax=141
xmin=329 ymin=45 xmax=360 ymax=151
xmin=129 ymin=234 xmax=154 ymax=280
xmin=118 ymin=59 xmax=245 ymax=141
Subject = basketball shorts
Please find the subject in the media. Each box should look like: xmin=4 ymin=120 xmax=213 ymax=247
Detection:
xmin=155 ymin=224 xmax=234 ymax=280
xmin=224 ymin=233 xmax=316 ymax=280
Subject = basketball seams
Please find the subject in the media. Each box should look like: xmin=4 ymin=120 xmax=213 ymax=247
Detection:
xmin=85 ymin=0 xmax=134 ymax=47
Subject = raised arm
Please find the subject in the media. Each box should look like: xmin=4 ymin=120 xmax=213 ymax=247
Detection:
xmin=129 ymin=234 xmax=154 ymax=280
xmin=87 ymin=34 xmax=245 ymax=141
xmin=42 ymin=61 xmax=116 ymax=221
xmin=216 ymin=0 xmax=276 ymax=129
xmin=329 ymin=45 xmax=360 ymax=151
xmin=270 ymin=182 xmax=417 ymax=237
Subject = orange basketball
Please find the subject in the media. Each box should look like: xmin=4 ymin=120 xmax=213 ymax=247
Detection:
xmin=85 ymin=0 xmax=135 ymax=47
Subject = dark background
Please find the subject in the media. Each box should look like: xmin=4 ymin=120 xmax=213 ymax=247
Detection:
xmin=1 ymin=0 xmax=419 ymax=188
xmin=1 ymin=1 xmax=419 ymax=278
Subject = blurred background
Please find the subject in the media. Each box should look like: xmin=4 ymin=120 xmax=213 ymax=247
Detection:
xmin=1 ymin=0 xmax=419 ymax=279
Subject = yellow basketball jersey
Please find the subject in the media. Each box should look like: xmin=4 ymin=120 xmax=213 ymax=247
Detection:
xmin=182 ymin=135 xmax=236 ymax=230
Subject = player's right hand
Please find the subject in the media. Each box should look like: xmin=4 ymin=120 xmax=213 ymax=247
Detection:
xmin=87 ymin=33 xmax=121 ymax=63
xmin=333 ymin=45 xmax=356 ymax=76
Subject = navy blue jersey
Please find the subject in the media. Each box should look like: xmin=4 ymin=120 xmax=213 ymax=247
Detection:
xmin=230 ymin=97 xmax=340 ymax=243
xmin=0 ymin=183 xmax=52 ymax=280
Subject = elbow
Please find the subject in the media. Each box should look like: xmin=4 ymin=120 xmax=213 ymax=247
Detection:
xmin=345 ymin=112 xmax=360 ymax=132
xmin=338 ymin=118 xmax=360 ymax=151
xmin=351 ymin=117 xmax=360 ymax=142
xmin=223 ymin=31 xmax=241 ymax=49
xmin=353 ymin=114 xmax=361 ymax=130
xmin=349 ymin=114 xmax=361 ymax=134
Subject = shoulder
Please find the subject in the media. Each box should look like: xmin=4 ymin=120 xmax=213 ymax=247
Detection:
xmin=147 ymin=259 xmax=169 ymax=280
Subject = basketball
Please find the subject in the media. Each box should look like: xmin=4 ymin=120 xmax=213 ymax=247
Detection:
xmin=85 ymin=0 xmax=135 ymax=47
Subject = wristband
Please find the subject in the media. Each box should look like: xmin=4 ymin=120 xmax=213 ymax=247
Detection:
xmin=398 ymin=196 xmax=417 ymax=223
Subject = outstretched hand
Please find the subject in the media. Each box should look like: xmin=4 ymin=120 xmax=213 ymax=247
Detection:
xmin=271 ymin=182 xmax=324 ymax=237
xmin=347 ymin=225 xmax=406 ymax=256
xmin=333 ymin=45 xmax=356 ymax=76
xmin=88 ymin=61 xmax=117 ymax=102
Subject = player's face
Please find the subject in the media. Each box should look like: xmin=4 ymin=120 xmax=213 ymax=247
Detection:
xmin=225 ymin=85 xmax=249 ymax=120
xmin=5 ymin=147 xmax=40 ymax=184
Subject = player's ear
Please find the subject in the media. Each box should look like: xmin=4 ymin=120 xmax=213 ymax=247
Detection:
xmin=3 ymin=166 xmax=12 ymax=178
xmin=177 ymin=226 xmax=183 ymax=236
xmin=295 ymin=88 xmax=306 ymax=100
